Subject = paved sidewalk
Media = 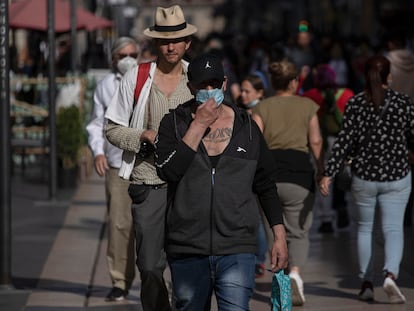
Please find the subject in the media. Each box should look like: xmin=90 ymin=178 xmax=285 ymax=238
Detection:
xmin=1 ymin=169 xmax=414 ymax=310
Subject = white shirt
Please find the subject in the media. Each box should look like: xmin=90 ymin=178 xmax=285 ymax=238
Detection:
xmin=86 ymin=72 xmax=123 ymax=168
xmin=105 ymin=61 xmax=191 ymax=180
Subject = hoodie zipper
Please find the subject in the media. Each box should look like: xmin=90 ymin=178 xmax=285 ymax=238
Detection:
xmin=210 ymin=167 xmax=215 ymax=254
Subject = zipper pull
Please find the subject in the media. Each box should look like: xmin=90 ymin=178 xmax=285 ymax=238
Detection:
xmin=211 ymin=167 xmax=215 ymax=187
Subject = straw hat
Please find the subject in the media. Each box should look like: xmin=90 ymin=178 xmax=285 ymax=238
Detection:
xmin=143 ymin=5 xmax=197 ymax=39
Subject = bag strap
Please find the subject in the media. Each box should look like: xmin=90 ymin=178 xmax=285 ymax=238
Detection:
xmin=357 ymin=95 xmax=391 ymax=147
xmin=133 ymin=62 xmax=151 ymax=107
xmin=378 ymin=96 xmax=391 ymax=119
xmin=368 ymin=97 xmax=390 ymax=132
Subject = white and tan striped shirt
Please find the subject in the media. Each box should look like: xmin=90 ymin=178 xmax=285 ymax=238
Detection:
xmin=106 ymin=71 xmax=193 ymax=185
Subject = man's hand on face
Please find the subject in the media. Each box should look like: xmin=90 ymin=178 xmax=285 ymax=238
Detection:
xmin=192 ymin=98 xmax=220 ymax=129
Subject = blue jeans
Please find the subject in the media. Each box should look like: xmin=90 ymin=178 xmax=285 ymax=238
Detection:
xmin=168 ymin=253 xmax=255 ymax=311
xmin=256 ymin=220 xmax=267 ymax=264
xmin=352 ymin=172 xmax=411 ymax=280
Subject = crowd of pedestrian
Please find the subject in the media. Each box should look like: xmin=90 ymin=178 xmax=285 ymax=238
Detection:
xmin=82 ymin=4 xmax=414 ymax=310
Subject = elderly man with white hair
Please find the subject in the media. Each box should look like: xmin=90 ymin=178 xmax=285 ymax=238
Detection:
xmin=86 ymin=36 xmax=140 ymax=302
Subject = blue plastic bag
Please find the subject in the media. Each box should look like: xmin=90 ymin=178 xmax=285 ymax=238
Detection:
xmin=271 ymin=270 xmax=292 ymax=311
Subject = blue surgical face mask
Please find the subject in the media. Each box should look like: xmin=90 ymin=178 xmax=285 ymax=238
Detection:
xmin=195 ymin=88 xmax=224 ymax=106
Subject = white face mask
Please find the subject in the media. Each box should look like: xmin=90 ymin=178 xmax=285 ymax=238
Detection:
xmin=246 ymin=99 xmax=259 ymax=108
xmin=117 ymin=56 xmax=138 ymax=75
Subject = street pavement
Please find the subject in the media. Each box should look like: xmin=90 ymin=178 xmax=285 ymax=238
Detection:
xmin=1 ymin=164 xmax=414 ymax=311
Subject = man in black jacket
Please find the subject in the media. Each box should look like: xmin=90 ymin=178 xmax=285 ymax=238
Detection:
xmin=155 ymin=53 xmax=288 ymax=311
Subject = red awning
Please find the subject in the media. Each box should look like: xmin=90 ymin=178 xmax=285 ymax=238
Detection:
xmin=9 ymin=0 xmax=113 ymax=33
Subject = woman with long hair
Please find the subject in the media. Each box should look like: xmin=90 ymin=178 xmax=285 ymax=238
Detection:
xmin=320 ymin=55 xmax=414 ymax=304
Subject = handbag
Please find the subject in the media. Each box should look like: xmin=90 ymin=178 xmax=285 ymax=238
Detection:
xmin=128 ymin=184 xmax=150 ymax=204
xmin=335 ymin=97 xmax=391 ymax=191
xmin=271 ymin=270 xmax=292 ymax=311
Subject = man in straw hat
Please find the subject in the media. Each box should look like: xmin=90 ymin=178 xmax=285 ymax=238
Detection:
xmin=105 ymin=5 xmax=197 ymax=311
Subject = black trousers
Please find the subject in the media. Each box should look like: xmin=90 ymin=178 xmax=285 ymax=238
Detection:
xmin=131 ymin=187 xmax=170 ymax=311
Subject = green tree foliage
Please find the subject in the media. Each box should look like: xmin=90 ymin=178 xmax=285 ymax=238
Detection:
xmin=56 ymin=105 xmax=84 ymax=169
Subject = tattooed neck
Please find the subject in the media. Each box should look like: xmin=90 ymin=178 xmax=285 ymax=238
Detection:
xmin=203 ymin=127 xmax=233 ymax=143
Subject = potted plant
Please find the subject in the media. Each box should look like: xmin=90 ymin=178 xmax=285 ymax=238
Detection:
xmin=56 ymin=104 xmax=84 ymax=188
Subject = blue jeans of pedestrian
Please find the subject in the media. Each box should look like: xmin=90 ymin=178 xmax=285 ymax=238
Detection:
xmin=352 ymin=172 xmax=411 ymax=280
xmin=168 ymin=253 xmax=255 ymax=311
xmin=256 ymin=220 xmax=267 ymax=264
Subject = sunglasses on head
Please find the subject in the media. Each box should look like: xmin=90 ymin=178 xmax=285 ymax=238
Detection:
xmin=118 ymin=53 xmax=139 ymax=59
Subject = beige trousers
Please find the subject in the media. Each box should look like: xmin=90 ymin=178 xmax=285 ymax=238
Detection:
xmin=106 ymin=167 xmax=135 ymax=290
xmin=276 ymin=182 xmax=314 ymax=269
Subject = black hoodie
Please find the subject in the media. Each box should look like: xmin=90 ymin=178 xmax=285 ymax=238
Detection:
xmin=155 ymin=99 xmax=283 ymax=256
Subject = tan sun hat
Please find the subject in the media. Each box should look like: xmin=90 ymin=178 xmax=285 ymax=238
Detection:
xmin=143 ymin=5 xmax=197 ymax=39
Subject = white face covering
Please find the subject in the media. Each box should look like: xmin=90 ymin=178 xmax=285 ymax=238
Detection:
xmin=246 ymin=99 xmax=259 ymax=108
xmin=117 ymin=56 xmax=138 ymax=75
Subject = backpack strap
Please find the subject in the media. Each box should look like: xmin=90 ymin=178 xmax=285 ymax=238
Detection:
xmin=133 ymin=62 xmax=151 ymax=107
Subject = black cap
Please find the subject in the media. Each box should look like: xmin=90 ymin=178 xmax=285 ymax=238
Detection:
xmin=188 ymin=53 xmax=224 ymax=86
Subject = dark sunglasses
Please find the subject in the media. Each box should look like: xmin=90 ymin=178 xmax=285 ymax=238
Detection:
xmin=195 ymin=79 xmax=224 ymax=90
xmin=118 ymin=53 xmax=139 ymax=59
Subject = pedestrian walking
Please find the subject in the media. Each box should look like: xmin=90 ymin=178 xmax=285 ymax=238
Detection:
xmin=86 ymin=36 xmax=139 ymax=301
xmin=252 ymin=60 xmax=324 ymax=306
xmin=105 ymin=5 xmax=197 ymax=311
xmin=319 ymin=55 xmax=414 ymax=304
xmin=155 ymin=53 xmax=288 ymax=311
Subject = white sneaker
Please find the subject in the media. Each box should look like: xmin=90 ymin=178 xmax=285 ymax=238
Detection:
xmin=383 ymin=277 xmax=406 ymax=304
xmin=289 ymin=272 xmax=305 ymax=306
